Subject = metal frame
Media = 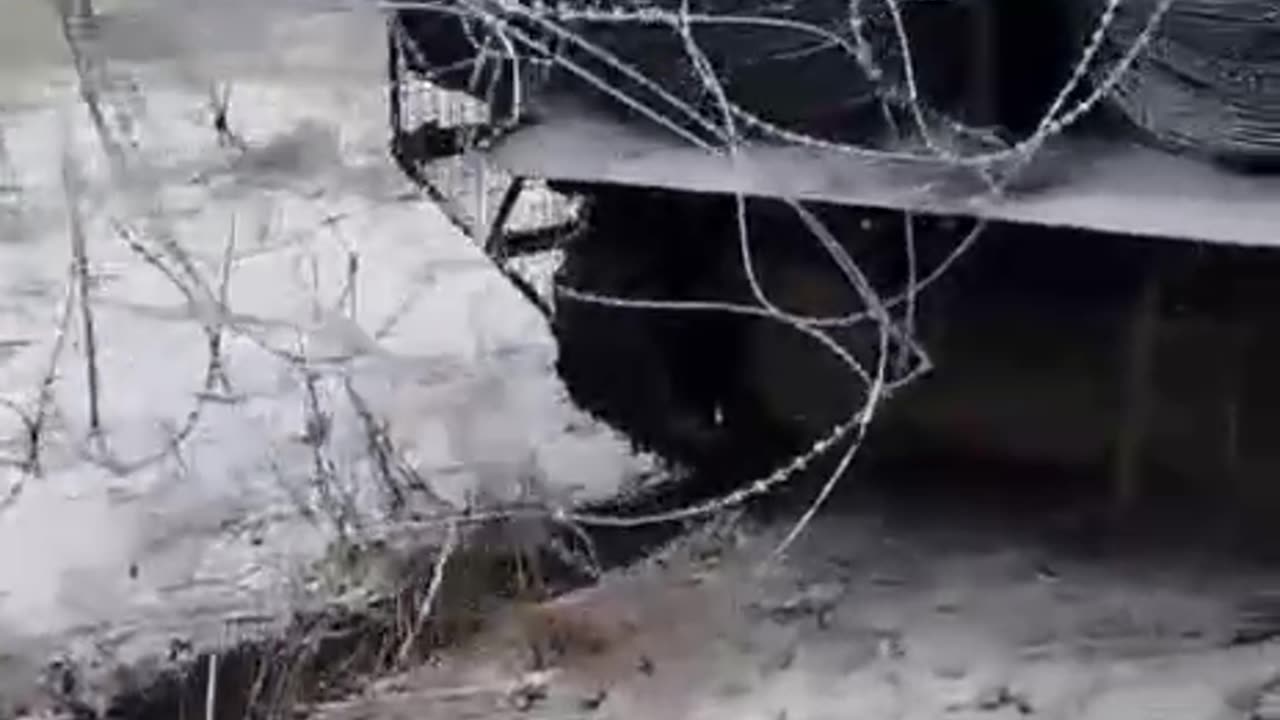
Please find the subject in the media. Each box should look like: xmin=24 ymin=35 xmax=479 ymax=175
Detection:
xmin=387 ymin=11 xmax=586 ymax=320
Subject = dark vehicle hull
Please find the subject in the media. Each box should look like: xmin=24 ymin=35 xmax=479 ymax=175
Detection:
xmin=386 ymin=3 xmax=1280 ymax=523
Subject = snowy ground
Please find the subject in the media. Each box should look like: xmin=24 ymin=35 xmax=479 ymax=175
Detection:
xmin=7 ymin=3 xmax=1280 ymax=720
xmin=0 ymin=1 xmax=651 ymax=711
xmin=313 ymin=504 xmax=1280 ymax=720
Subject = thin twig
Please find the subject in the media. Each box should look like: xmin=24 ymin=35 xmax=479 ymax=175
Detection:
xmin=346 ymin=251 xmax=359 ymax=320
xmin=208 ymin=82 xmax=249 ymax=153
xmin=12 ymin=278 xmax=78 ymax=478
xmin=204 ymin=652 xmax=218 ymax=720
xmin=62 ymin=145 xmax=102 ymax=437
xmin=342 ymin=376 xmax=408 ymax=514
xmin=397 ymin=519 xmax=459 ymax=664
xmin=208 ymin=219 xmax=238 ymax=394
xmin=54 ymin=0 xmax=126 ymax=172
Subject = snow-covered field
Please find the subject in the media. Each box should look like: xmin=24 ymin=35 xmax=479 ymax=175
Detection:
xmin=0 ymin=1 xmax=650 ymax=711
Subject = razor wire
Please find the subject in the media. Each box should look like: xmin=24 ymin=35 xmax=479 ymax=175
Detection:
xmin=382 ymin=0 xmax=1187 ymax=544
xmin=1101 ymin=0 xmax=1280 ymax=166
xmin=385 ymin=0 xmax=1180 ymax=169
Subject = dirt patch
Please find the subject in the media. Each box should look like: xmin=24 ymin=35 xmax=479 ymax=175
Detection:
xmin=18 ymin=465 xmax=733 ymax=720
xmin=16 ymin=518 xmax=579 ymax=718
xmin=269 ymin=503 xmax=1280 ymax=720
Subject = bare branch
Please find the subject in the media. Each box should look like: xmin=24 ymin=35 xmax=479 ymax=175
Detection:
xmin=208 ymin=82 xmax=249 ymax=153
xmin=62 ymin=144 xmax=102 ymax=437
xmin=396 ymin=519 xmax=459 ymax=664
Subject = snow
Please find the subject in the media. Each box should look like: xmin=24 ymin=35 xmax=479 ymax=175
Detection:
xmin=315 ymin=511 xmax=1280 ymax=720
xmin=6 ymin=3 xmax=1280 ymax=719
xmin=490 ymin=94 xmax=1280 ymax=248
xmin=0 ymin=1 xmax=650 ymax=710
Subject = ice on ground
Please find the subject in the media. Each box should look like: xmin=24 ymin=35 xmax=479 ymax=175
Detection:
xmin=0 ymin=1 xmax=651 ymax=710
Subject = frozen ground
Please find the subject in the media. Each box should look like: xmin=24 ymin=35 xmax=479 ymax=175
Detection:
xmin=0 ymin=1 xmax=652 ymax=711
xmin=314 ymin=504 xmax=1280 ymax=720
xmin=6 ymin=3 xmax=1280 ymax=720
